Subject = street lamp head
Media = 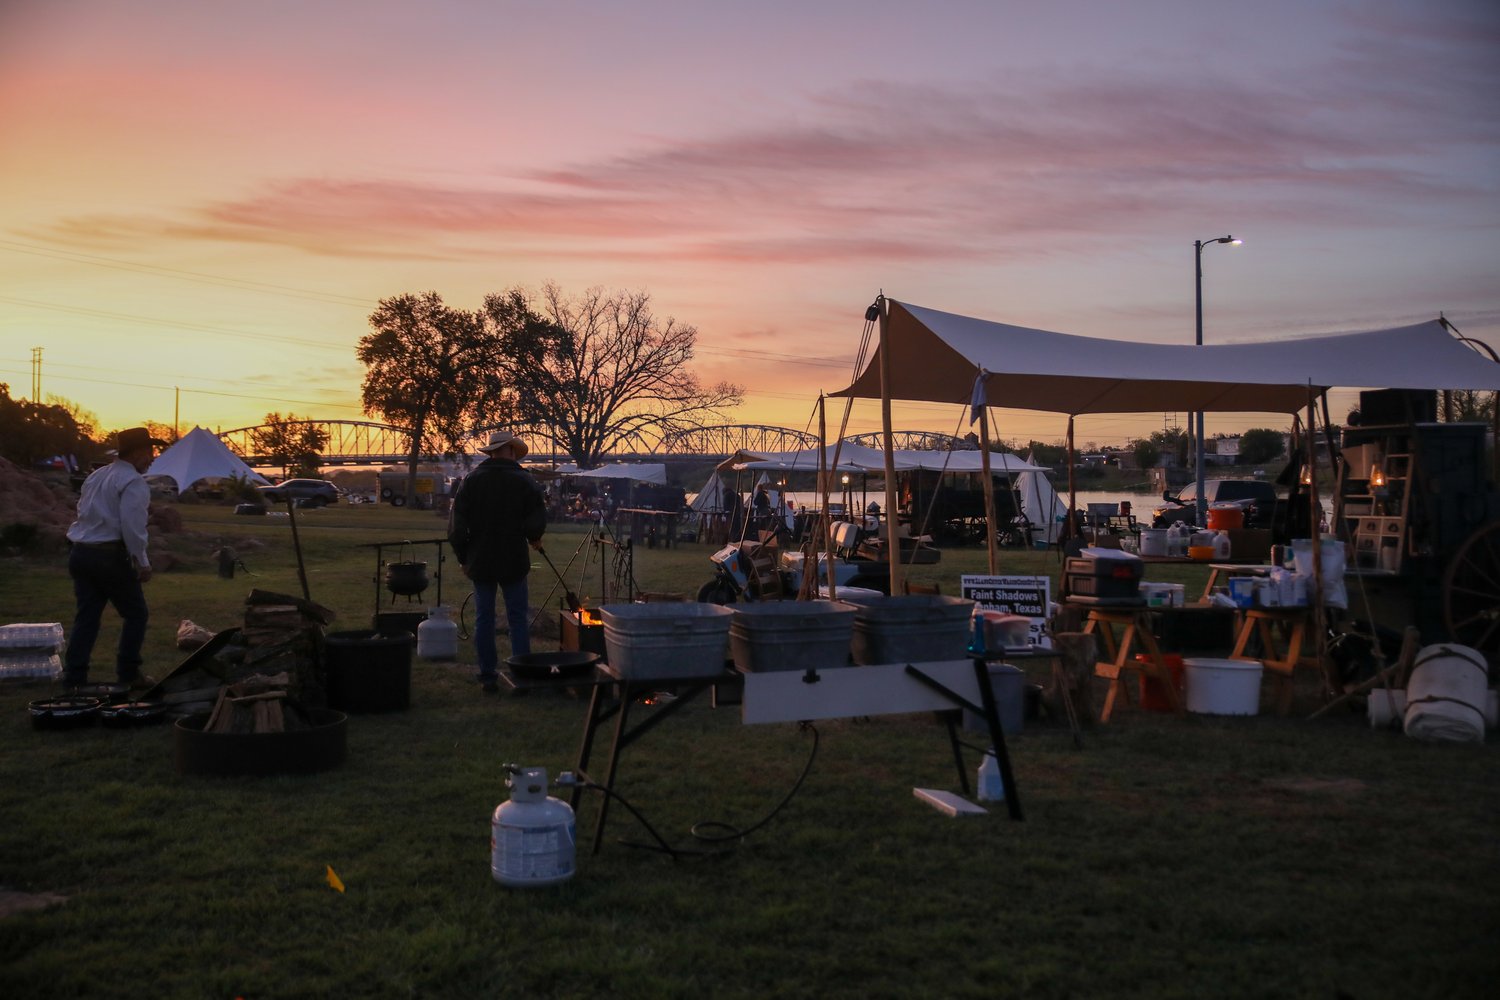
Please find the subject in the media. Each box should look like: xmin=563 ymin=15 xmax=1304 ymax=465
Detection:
xmin=1221 ymin=236 xmax=1242 ymax=246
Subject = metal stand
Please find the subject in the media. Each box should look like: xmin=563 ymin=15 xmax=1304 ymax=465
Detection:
xmin=569 ymin=672 xmax=726 ymax=854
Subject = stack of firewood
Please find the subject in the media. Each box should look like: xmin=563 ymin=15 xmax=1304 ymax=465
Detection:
xmin=202 ymin=672 xmax=312 ymax=733
xmin=154 ymin=589 xmax=335 ymax=717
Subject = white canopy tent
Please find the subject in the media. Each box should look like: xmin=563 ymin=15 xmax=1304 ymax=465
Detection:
xmin=835 ymin=300 xmax=1500 ymax=413
xmin=833 ymin=297 xmax=1500 ymax=593
xmin=1015 ymin=451 xmax=1067 ymax=546
xmin=716 ymin=442 xmax=1046 ymax=475
xmin=147 ymin=426 xmax=270 ymax=492
xmin=566 ymin=463 xmax=668 ymax=485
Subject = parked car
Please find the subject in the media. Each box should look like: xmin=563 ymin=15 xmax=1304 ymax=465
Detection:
xmin=1152 ymin=479 xmax=1285 ymax=529
xmin=257 ymin=478 xmax=340 ymax=507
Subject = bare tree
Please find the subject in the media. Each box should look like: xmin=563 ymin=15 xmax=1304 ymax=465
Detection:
xmin=481 ymin=284 xmax=743 ymax=468
xmin=358 ymin=292 xmax=504 ymax=503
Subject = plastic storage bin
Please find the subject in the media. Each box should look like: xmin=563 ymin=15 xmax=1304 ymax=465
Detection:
xmin=729 ymin=601 xmax=856 ymax=673
xmin=847 ymin=594 xmax=975 ymax=665
xmin=602 ymin=603 xmax=733 ymax=680
xmin=1183 ymin=657 xmax=1263 ymax=715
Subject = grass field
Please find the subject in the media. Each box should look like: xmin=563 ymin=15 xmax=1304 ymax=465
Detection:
xmin=0 ymin=504 xmax=1495 ymax=998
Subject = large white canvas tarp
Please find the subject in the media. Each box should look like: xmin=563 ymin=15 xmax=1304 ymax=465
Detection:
xmin=717 ymin=441 xmax=1046 ymax=475
xmin=835 ymin=300 xmax=1500 ymax=414
xmin=148 ymin=426 xmax=270 ymax=492
xmin=567 ymin=463 xmax=668 ymax=484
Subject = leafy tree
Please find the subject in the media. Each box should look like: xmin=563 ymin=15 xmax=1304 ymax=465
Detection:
xmin=252 ymin=412 xmax=330 ymax=478
xmin=358 ymin=292 xmax=503 ymax=502
xmin=0 ymin=383 xmax=100 ymax=468
xmin=480 ymin=283 xmax=743 ymax=468
xmin=1238 ymin=427 xmax=1285 ymax=465
xmin=1133 ymin=438 xmax=1161 ymax=469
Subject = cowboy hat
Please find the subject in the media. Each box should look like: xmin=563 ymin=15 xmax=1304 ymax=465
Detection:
xmin=115 ymin=427 xmax=169 ymax=456
xmin=477 ymin=430 xmax=528 ymax=459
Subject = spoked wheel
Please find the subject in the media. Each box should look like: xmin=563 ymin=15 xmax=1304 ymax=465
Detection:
xmin=697 ymin=577 xmax=738 ymax=605
xmin=1443 ymin=521 xmax=1500 ymax=659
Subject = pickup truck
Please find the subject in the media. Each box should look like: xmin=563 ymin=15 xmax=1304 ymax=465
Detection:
xmin=1151 ymin=479 xmax=1286 ymax=529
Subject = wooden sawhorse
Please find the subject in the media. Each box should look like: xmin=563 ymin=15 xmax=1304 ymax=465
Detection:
xmin=1078 ymin=605 xmax=1183 ymax=721
xmin=1229 ymin=606 xmax=1325 ymax=715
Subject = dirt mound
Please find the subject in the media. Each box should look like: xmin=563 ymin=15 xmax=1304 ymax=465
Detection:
xmin=0 ymin=457 xmax=186 ymax=563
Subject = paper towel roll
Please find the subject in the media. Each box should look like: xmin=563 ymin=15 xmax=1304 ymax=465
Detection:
xmin=1367 ymin=688 xmax=1407 ymax=729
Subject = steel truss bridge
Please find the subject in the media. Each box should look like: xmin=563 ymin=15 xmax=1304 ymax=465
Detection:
xmin=217 ymin=420 xmax=823 ymax=467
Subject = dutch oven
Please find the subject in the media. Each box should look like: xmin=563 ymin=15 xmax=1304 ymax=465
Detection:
xmin=385 ymin=561 xmax=429 ymax=596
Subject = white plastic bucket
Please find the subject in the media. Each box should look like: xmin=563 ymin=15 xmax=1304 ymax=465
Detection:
xmin=1138 ymin=528 xmax=1168 ymax=557
xmin=1139 ymin=582 xmax=1172 ymax=608
xmin=1404 ymin=643 xmax=1488 ymax=743
xmin=1184 ymin=658 xmax=1262 ymax=715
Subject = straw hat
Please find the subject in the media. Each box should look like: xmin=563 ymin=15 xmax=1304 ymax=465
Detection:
xmin=477 ymin=430 xmax=528 ymax=459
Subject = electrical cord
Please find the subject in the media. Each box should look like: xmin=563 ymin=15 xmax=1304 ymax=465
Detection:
xmin=573 ymin=721 xmax=821 ymax=861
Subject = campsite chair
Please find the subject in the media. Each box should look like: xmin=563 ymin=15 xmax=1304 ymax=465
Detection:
xmin=830 ymin=520 xmax=862 ymax=560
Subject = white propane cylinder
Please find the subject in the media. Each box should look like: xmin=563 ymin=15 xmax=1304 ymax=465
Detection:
xmin=417 ymin=606 xmax=459 ymax=660
xmin=491 ymin=767 xmax=576 ymax=887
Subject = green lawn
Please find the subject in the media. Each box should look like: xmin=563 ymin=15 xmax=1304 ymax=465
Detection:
xmin=0 ymin=504 xmax=1495 ymax=998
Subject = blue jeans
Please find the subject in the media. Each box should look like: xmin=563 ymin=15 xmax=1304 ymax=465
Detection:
xmin=65 ymin=543 xmax=149 ymax=684
xmin=473 ymin=576 xmax=531 ymax=680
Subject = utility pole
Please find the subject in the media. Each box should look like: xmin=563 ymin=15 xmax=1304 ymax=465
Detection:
xmin=30 ymin=347 xmax=42 ymax=401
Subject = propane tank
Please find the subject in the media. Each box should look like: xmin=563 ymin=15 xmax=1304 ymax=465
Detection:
xmin=491 ymin=766 xmax=576 ymax=887
xmin=417 ymin=606 xmax=459 ymax=660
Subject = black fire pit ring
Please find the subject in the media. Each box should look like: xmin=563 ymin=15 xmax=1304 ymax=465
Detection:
xmin=506 ymin=651 xmax=599 ymax=680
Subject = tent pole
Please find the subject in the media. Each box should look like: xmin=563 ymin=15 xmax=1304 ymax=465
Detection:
xmin=1305 ymin=388 xmax=1333 ymax=700
xmin=877 ymin=297 xmax=904 ymax=596
xmin=819 ymin=394 xmax=836 ymax=599
xmin=979 ymin=403 xmax=998 ymax=574
xmin=1066 ymin=416 xmax=1078 ymax=546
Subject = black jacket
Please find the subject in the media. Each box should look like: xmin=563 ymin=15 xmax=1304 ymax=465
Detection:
xmin=448 ymin=457 xmax=546 ymax=585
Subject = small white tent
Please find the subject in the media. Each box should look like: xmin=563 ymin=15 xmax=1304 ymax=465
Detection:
xmin=689 ymin=472 xmax=729 ymax=512
xmin=148 ymin=427 xmax=270 ymax=492
xmin=1015 ymin=450 xmax=1066 ymax=545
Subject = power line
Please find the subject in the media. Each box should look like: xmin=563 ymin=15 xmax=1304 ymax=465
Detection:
xmin=0 ymin=295 xmax=355 ymax=353
xmin=0 ymin=364 xmax=362 ymax=410
xmin=0 ymin=238 xmax=374 ymax=307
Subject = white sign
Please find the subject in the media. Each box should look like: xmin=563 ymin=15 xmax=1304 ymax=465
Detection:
xmin=960 ymin=574 xmax=1052 ymax=648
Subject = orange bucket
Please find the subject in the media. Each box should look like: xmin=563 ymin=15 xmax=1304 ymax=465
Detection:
xmin=1138 ymin=653 xmax=1186 ymax=711
xmin=1206 ymin=504 xmax=1244 ymax=530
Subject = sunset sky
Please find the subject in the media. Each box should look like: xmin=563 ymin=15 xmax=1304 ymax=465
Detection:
xmin=2 ymin=0 xmax=1496 ymax=453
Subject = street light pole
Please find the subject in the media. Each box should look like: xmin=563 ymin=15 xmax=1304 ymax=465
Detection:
xmin=1193 ymin=235 xmax=1240 ymax=527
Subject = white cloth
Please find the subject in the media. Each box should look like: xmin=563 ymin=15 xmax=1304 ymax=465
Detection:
xmin=67 ymin=460 xmax=152 ymax=569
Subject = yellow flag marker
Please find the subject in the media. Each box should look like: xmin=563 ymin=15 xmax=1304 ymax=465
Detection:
xmin=326 ymin=865 xmax=346 ymax=893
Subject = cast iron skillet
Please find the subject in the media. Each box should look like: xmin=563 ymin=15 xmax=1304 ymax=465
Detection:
xmin=99 ymin=701 xmax=169 ymax=728
xmin=506 ymin=651 xmax=599 ymax=680
xmin=29 ymin=697 xmax=102 ymax=730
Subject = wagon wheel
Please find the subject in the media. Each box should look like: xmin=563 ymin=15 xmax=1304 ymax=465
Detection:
xmin=1443 ymin=520 xmax=1500 ymax=659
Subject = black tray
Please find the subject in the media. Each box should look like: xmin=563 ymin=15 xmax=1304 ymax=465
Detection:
xmin=506 ymin=651 xmax=599 ymax=679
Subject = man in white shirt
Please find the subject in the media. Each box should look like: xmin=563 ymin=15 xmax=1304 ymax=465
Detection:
xmin=63 ymin=426 xmax=165 ymax=688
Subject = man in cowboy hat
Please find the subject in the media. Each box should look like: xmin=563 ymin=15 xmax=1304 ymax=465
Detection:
xmin=448 ymin=431 xmax=547 ymax=692
xmin=63 ymin=426 xmax=168 ymax=688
